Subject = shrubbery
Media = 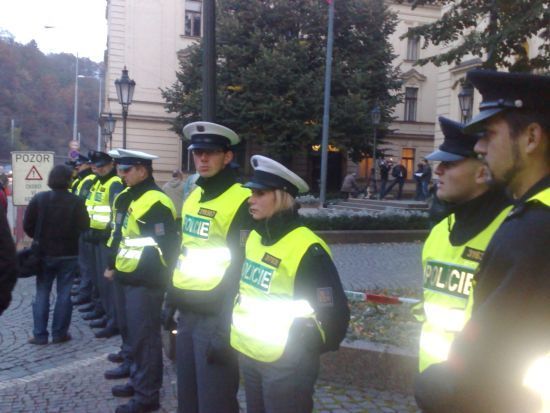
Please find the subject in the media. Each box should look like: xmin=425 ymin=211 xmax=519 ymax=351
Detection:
xmin=298 ymin=207 xmax=430 ymax=231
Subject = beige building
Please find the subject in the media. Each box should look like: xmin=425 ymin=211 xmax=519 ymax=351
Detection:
xmin=102 ymin=0 xmax=442 ymax=186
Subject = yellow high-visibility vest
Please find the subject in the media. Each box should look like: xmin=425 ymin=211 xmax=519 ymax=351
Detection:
xmin=172 ymin=184 xmax=250 ymax=291
xmin=115 ymin=189 xmax=176 ymax=274
xmin=231 ymin=226 xmax=330 ymax=363
xmin=88 ymin=175 xmax=122 ymax=230
xmin=418 ymin=204 xmax=512 ymax=372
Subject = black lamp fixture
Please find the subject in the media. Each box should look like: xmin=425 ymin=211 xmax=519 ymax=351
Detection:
xmin=458 ymin=82 xmax=474 ymax=123
xmin=115 ymin=67 xmax=136 ymax=149
xmin=99 ymin=112 xmax=117 ymax=150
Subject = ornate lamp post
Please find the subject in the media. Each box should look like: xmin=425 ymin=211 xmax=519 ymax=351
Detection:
xmin=458 ymin=82 xmax=474 ymax=123
xmin=115 ymin=67 xmax=136 ymax=149
xmin=99 ymin=112 xmax=116 ymax=150
xmin=370 ymin=105 xmax=381 ymax=195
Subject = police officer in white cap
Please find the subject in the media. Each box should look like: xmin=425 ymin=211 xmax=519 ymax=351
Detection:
xmin=230 ymin=155 xmax=349 ymax=413
xmin=166 ymin=122 xmax=254 ymax=413
xmin=106 ymin=149 xmax=178 ymax=413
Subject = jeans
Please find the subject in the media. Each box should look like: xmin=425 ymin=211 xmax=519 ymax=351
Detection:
xmin=32 ymin=256 xmax=78 ymax=340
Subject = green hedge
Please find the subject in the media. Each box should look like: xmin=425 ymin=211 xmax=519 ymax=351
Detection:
xmin=299 ymin=209 xmax=430 ymax=231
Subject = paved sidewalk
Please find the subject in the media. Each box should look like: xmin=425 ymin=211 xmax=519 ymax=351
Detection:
xmin=0 ymin=243 xmax=422 ymax=413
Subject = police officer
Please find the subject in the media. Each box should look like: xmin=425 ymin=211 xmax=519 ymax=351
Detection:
xmin=106 ymin=149 xmax=178 ymax=413
xmin=230 ymin=155 xmax=349 ymax=413
xmin=415 ymin=117 xmax=511 ymax=377
xmin=167 ymin=122 xmax=253 ymax=413
xmin=69 ymin=154 xmax=97 ymax=306
xmin=86 ymin=151 xmax=124 ymax=339
xmin=415 ymin=71 xmax=550 ymax=413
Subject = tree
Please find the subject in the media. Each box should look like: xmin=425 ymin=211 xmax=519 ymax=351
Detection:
xmin=400 ymin=0 xmax=550 ymax=72
xmin=162 ymin=0 xmax=401 ymax=163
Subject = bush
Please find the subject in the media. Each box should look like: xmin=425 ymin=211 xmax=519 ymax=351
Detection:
xmin=298 ymin=208 xmax=430 ymax=230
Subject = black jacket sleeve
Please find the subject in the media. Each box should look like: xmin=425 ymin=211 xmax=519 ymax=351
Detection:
xmin=23 ymin=193 xmax=39 ymax=238
xmin=0 ymin=203 xmax=17 ymax=316
xmin=293 ymin=243 xmax=350 ymax=353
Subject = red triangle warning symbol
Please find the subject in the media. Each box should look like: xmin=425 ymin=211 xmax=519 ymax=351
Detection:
xmin=25 ymin=166 xmax=43 ymax=180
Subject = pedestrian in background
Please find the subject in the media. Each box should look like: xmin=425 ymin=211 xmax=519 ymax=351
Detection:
xmin=166 ymin=122 xmax=253 ymax=413
xmin=231 ymin=155 xmax=349 ymax=413
xmin=378 ymin=159 xmax=391 ymax=199
xmin=163 ymin=169 xmax=186 ymax=229
xmin=421 ymin=159 xmax=432 ymax=200
xmin=183 ymin=171 xmax=199 ymax=200
xmin=0 ymin=202 xmax=17 ymax=317
xmin=340 ymin=172 xmax=360 ymax=199
xmin=415 ymin=70 xmax=550 ymax=413
xmin=381 ymin=162 xmax=407 ymax=200
xmin=413 ymin=162 xmax=425 ymax=201
xmin=24 ymin=165 xmax=89 ymax=344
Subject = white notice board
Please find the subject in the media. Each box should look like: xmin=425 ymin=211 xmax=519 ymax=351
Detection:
xmin=11 ymin=151 xmax=55 ymax=206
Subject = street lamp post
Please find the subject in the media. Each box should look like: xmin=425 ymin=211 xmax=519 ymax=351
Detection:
xmin=115 ymin=67 xmax=136 ymax=149
xmin=78 ymin=74 xmax=103 ymax=150
xmin=99 ymin=112 xmax=116 ymax=150
xmin=370 ymin=105 xmax=381 ymax=195
xmin=72 ymin=54 xmax=79 ymax=142
xmin=458 ymin=82 xmax=474 ymax=123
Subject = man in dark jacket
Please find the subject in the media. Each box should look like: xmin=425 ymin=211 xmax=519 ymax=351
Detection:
xmin=381 ymin=162 xmax=407 ymax=200
xmin=24 ymin=165 xmax=89 ymax=344
xmin=0 ymin=203 xmax=17 ymax=316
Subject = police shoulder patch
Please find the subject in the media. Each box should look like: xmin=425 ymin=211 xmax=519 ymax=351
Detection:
xmin=198 ymin=208 xmax=217 ymax=218
xmin=261 ymin=253 xmax=281 ymax=268
xmin=462 ymin=246 xmax=484 ymax=263
xmin=317 ymin=287 xmax=334 ymax=307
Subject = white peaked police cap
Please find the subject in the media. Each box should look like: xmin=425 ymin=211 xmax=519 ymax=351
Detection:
xmin=243 ymin=155 xmax=309 ymax=197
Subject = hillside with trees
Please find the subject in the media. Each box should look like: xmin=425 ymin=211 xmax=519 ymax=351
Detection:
xmin=0 ymin=31 xmax=101 ymax=162
xmin=162 ymin=0 xmax=401 ymax=164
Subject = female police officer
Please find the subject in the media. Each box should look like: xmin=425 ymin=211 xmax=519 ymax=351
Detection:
xmin=230 ymin=155 xmax=350 ymax=413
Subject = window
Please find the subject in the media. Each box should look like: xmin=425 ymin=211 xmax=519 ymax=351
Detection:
xmin=404 ymin=87 xmax=418 ymax=122
xmin=401 ymin=148 xmax=415 ymax=180
xmin=185 ymin=1 xmax=202 ymax=37
xmin=406 ymin=36 xmax=420 ymax=61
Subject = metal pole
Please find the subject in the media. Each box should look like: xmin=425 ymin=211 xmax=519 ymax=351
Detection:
xmin=11 ymin=119 xmax=15 ymax=147
xmin=97 ymin=76 xmax=102 ymax=151
xmin=202 ymin=0 xmax=216 ymax=121
xmin=72 ymin=54 xmax=79 ymax=141
xmin=319 ymin=0 xmax=335 ymax=207
xmin=122 ymin=109 xmax=127 ymax=149
xmin=371 ymin=129 xmax=378 ymax=194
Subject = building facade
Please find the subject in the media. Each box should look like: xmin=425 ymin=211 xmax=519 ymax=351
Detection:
xmin=102 ymin=0 xmax=442 ymax=188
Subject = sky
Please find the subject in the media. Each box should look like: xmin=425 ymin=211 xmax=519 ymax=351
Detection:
xmin=0 ymin=0 xmax=107 ymax=62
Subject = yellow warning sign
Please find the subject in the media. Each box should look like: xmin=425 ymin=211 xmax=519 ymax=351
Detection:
xmin=25 ymin=166 xmax=43 ymax=180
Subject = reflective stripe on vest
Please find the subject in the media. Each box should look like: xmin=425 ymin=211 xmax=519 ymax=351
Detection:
xmin=172 ymin=183 xmax=250 ymax=291
xmin=115 ymin=189 xmax=176 ymax=274
xmin=230 ymin=226 xmax=330 ymax=363
xmin=418 ymin=205 xmax=512 ymax=372
xmin=88 ymin=175 xmax=121 ymax=230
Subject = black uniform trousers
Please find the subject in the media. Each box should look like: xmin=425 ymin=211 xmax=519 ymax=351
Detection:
xmin=124 ymin=284 xmax=164 ymax=405
xmin=113 ymin=278 xmax=132 ymax=364
xmin=176 ymin=311 xmax=239 ymax=413
xmin=77 ymin=236 xmax=94 ymax=301
xmin=95 ymin=243 xmax=117 ymax=329
xmin=239 ymin=346 xmax=320 ymax=413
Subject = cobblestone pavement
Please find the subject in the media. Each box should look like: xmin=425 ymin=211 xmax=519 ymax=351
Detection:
xmin=0 ymin=243 xmax=421 ymax=413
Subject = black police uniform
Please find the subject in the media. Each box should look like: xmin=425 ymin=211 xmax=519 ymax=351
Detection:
xmin=114 ymin=176 xmax=179 ymax=412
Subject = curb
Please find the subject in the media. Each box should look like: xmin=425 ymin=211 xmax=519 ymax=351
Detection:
xmin=320 ymin=340 xmax=418 ymax=394
xmin=315 ymin=229 xmax=429 ymax=244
